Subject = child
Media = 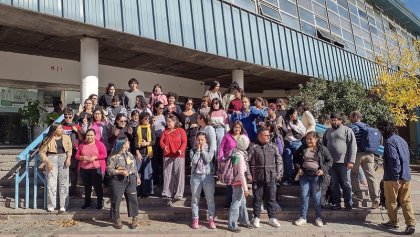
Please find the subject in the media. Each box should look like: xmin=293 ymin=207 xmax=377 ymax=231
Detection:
xmin=228 ymin=134 xmax=253 ymax=232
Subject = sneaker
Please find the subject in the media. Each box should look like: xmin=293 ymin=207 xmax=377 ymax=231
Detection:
xmin=294 ymin=217 xmax=307 ymax=226
xmin=371 ymin=200 xmax=380 ymax=209
xmin=252 ymin=217 xmax=260 ymax=228
xmin=208 ymin=217 xmax=216 ymax=229
xmin=380 ymin=221 xmax=400 ymax=229
xmin=228 ymin=226 xmax=241 ymax=233
xmin=315 ymin=218 xmax=324 ymax=227
xmin=331 ymin=203 xmax=342 ymax=210
xmin=238 ymin=223 xmax=254 ymax=229
xmin=130 ymin=217 xmax=138 ymax=229
xmin=405 ymin=225 xmax=416 ymax=235
xmin=81 ymin=204 xmax=90 ymax=209
xmin=191 ymin=218 xmax=199 ymax=229
xmin=58 ymin=207 xmax=66 ymax=213
xmin=345 ymin=204 xmax=352 ymax=211
xmin=96 ymin=203 xmax=103 ymax=210
xmin=47 ymin=207 xmax=54 ymax=212
xmin=268 ymin=218 xmax=280 ymax=228
xmin=114 ymin=218 xmax=122 ymax=229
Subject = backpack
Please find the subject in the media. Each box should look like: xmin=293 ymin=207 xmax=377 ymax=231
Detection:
xmin=357 ymin=123 xmax=382 ymax=153
xmin=217 ymin=154 xmax=237 ymax=185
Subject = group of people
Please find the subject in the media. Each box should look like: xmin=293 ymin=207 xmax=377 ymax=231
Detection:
xmin=37 ymin=78 xmax=415 ymax=234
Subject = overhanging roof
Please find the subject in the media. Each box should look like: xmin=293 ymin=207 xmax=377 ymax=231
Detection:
xmin=375 ymin=0 xmax=420 ymax=36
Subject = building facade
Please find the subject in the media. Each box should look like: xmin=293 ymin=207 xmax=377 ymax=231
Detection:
xmin=0 ymin=0 xmax=418 ymax=146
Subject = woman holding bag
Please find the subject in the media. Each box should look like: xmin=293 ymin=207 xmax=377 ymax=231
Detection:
xmin=75 ymin=129 xmax=108 ymax=210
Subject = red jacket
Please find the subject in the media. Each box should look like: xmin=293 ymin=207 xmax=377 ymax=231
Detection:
xmin=160 ymin=128 xmax=187 ymax=158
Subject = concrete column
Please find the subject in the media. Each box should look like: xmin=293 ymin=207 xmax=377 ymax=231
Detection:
xmin=80 ymin=37 xmax=99 ymax=102
xmin=232 ymin=69 xmax=244 ymax=90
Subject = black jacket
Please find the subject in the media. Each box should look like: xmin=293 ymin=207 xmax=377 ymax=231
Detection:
xmin=247 ymin=141 xmax=283 ymax=183
xmin=293 ymin=144 xmax=333 ymax=188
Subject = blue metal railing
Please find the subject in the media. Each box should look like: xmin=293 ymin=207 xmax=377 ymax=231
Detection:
xmin=15 ymin=115 xmax=64 ymax=209
xmin=315 ymin=123 xmax=384 ymax=156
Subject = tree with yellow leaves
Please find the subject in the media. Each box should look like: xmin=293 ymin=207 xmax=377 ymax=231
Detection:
xmin=373 ymin=38 xmax=420 ymax=127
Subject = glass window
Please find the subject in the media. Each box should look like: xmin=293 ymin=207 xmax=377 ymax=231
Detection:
xmin=364 ymin=40 xmax=372 ymax=50
xmin=301 ymin=20 xmax=316 ymax=36
xmin=315 ymin=16 xmax=329 ymax=30
xmin=260 ymin=4 xmax=282 ymax=20
xmin=330 ymin=23 xmax=341 ymax=36
xmin=328 ymin=11 xmax=340 ymax=25
xmin=262 ymin=0 xmax=279 ymax=6
xmin=337 ymin=0 xmax=347 ymax=8
xmin=345 ymin=42 xmax=356 ymax=53
xmin=358 ymin=9 xmax=367 ymax=19
xmin=350 ymin=13 xmax=359 ymax=25
xmin=356 ymin=46 xmax=366 ymax=57
xmin=348 ymin=3 xmax=357 ymax=15
xmin=370 ymin=26 xmax=377 ymax=35
xmin=354 ymin=35 xmax=364 ymax=47
xmin=326 ymin=0 xmax=338 ymax=13
xmin=313 ymin=2 xmax=327 ymax=16
xmin=281 ymin=12 xmax=300 ymax=29
xmin=297 ymin=0 xmax=311 ymax=10
xmin=353 ymin=25 xmax=362 ymax=35
xmin=341 ymin=17 xmax=351 ymax=30
xmin=362 ymin=29 xmax=370 ymax=39
xmin=234 ymin=0 xmax=257 ymax=12
xmin=356 ymin=0 xmax=364 ymax=8
xmin=299 ymin=7 xmax=314 ymax=24
xmin=279 ymin=0 xmax=297 ymax=16
xmin=360 ymin=19 xmax=369 ymax=31
xmin=342 ymin=29 xmax=353 ymax=41
xmin=338 ymin=6 xmax=349 ymax=18
xmin=313 ymin=0 xmax=325 ymax=5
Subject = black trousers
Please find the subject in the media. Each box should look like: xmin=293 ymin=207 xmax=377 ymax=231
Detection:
xmin=252 ymin=180 xmax=277 ymax=219
xmin=80 ymin=168 xmax=103 ymax=205
xmin=110 ymin=174 xmax=139 ymax=220
xmin=152 ymin=138 xmax=163 ymax=186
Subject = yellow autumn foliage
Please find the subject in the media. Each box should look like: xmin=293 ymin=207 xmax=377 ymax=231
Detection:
xmin=373 ymin=39 xmax=420 ymax=127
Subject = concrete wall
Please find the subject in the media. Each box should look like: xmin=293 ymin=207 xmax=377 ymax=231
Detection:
xmin=0 ymin=51 xmax=206 ymax=98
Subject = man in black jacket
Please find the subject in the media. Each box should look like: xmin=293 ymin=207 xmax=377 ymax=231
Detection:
xmin=247 ymin=127 xmax=283 ymax=228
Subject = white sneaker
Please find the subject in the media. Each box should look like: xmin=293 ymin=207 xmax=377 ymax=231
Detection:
xmin=59 ymin=207 xmax=66 ymax=212
xmin=252 ymin=218 xmax=260 ymax=228
xmin=269 ymin=218 xmax=280 ymax=228
xmin=315 ymin=218 xmax=324 ymax=227
xmin=47 ymin=207 xmax=54 ymax=212
xmin=294 ymin=217 xmax=307 ymax=226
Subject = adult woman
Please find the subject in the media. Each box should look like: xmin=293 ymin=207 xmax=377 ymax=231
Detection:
xmin=293 ymin=131 xmax=333 ymax=227
xmin=38 ymin=123 xmax=72 ymax=212
xmin=159 ymin=114 xmax=187 ymax=200
xmin=75 ymin=129 xmax=107 ymax=210
xmin=179 ymin=98 xmax=199 ymax=166
xmin=190 ymin=132 xmax=216 ymax=229
xmin=107 ymin=138 xmax=141 ymax=229
xmin=227 ymin=88 xmax=243 ymax=114
xmin=283 ymin=108 xmax=307 ymax=186
xmin=109 ymin=114 xmax=131 ymax=148
xmin=106 ymin=95 xmax=128 ymax=124
xmin=134 ymin=95 xmax=152 ymax=116
xmin=222 ymin=81 xmax=240 ymax=112
xmin=149 ymin=84 xmax=168 ymax=112
xmin=219 ymin=121 xmax=247 ymax=208
xmin=98 ymin=83 xmax=116 ymax=109
xmin=78 ymin=99 xmax=94 ymax=125
xmin=128 ymin=110 xmax=140 ymax=155
xmin=252 ymin=97 xmax=268 ymax=128
xmin=82 ymin=108 xmax=111 ymax=153
xmin=208 ymin=98 xmax=229 ymax=161
xmin=199 ymin=96 xmax=211 ymax=116
xmin=134 ymin=112 xmax=156 ymax=198
xmin=204 ymin=81 xmax=222 ymax=101
xmin=297 ymin=101 xmax=316 ymax=134
xmin=164 ymin=91 xmax=182 ymax=116
xmin=152 ymin=101 xmax=166 ymax=186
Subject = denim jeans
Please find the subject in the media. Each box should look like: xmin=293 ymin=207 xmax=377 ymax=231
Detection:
xmin=330 ymin=163 xmax=352 ymax=206
xmin=190 ymin=173 xmax=215 ymax=219
xmin=283 ymin=140 xmax=302 ymax=180
xmin=46 ymin=154 xmax=69 ymax=210
xmin=138 ymin=157 xmax=154 ymax=196
xmin=228 ymin=186 xmax=251 ymax=229
xmin=300 ymin=174 xmax=321 ymax=219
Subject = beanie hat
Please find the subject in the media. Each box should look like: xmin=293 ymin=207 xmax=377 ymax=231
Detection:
xmin=236 ymin=135 xmax=250 ymax=151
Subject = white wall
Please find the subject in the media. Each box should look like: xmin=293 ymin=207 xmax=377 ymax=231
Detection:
xmin=0 ymin=51 xmax=205 ymax=98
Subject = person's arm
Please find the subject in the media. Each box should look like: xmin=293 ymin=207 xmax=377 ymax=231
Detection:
xmin=238 ymin=156 xmax=248 ymax=192
xmin=159 ymin=130 xmax=166 ymax=150
xmin=64 ymin=136 xmax=73 ymax=160
xmin=320 ymin=146 xmax=333 ymax=174
xmin=179 ymin=129 xmax=188 ymax=155
xmin=293 ymin=147 xmax=303 ymax=170
xmin=38 ymin=142 xmax=49 ymax=164
xmin=274 ymin=145 xmax=283 ymax=181
xmin=106 ymin=155 xmax=117 ymax=176
xmin=346 ymin=128 xmax=357 ymax=164
xmin=385 ymin=139 xmax=401 ymax=181
xmin=218 ymin=135 xmax=227 ymax=161
xmin=150 ymin=127 xmax=156 ymax=146
xmin=120 ymin=107 xmax=128 ymax=117
xmin=206 ymin=127 xmax=217 ymax=162
xmin=322 ymin=130 xmax=328 ymax=147
xmin=75 ymin=144 xmax=83 ymax=160
xmin=222 ymin=110 xmax=230 ymax=132
xmin=97 ymin=142 xmax=108 ymax=160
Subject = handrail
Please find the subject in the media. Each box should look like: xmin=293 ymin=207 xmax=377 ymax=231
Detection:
xmin=14 ymin=115 xmax=64 ymax=209
xmin=315 ymin=123 xmax=384 ymax=156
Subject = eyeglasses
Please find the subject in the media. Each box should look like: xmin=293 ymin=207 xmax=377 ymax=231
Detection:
xmin=64 ymin=115 xmax=72 ymax=118
xmin=158 ymin=107 xmax=164 ymax=110
xmin=118 ymin=120 xmax=127 ymax=123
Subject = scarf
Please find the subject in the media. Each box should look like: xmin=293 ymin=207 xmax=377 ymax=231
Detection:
xmin=137 ymin=124 xmax=153 ymax=157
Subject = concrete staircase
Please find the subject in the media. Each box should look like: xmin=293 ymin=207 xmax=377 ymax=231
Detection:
xmin=0 ymin=149 xmax=386 ymax=223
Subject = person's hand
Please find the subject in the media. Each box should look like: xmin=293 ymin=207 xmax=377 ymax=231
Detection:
xmin=113 ymin=128 xmax=120 ymax=136
xmin=391 ymin=181 xmax=401 ymax=189
xmin=65 ymin=158 xmax=71 ymax=168
xmin=121 ymin=170 xmax=129 ymax=176
xmin=177 ymin=150 xmax=182 ymax=156
xmin=316 ymin=169 xmax=324 ymax=176
xmin=244 ymin=190 xmax=250 ymax=197
xmin=246 ymin=174 xmax=253 ymax=183
xmin=72 ymin=126 xmax=78 ymax=133
xmin=137 ymin=177 xmax=141 ymax=186
xmin=128 ymin=127 xmax=133 ymax=134
xmin=82 ymin=115 xmax=88 ymax=124
xmin=347 ymin=162 xmax=354 ymax=169
xmin=235 ymin=111 xmax=241 ymax=115
xmin=141 ymin=141 xmax=149 ymax=147
xmin=136 ymin=153 xmax=142 ymax=161
xmin=299 ymin=169 xmax=304 ymax=176
xmin=46 ymin=162 xmax=53 ymax=172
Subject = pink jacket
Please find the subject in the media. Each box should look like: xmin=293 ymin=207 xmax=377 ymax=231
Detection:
xmin=149 ymin=93 xmax=168 ymax=111
xmin=219 ymin=133 xmax=236 ymax=161
xmin=231 ymin=149 xmax=248 ymax=192
xmin=75 ymin=140 xmax=108 ymax=174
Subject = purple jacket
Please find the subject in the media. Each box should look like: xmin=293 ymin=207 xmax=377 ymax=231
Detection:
xmin=219 ymin=133 xmax=237 ymax=162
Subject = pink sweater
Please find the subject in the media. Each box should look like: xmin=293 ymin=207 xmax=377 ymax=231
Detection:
xmin=219 ymin=133 xmax=236 ymax=161
xmin=231 ymin=149 xmax=248 ymax=192
xmin=75 ymin=140 xmax=108 ymax=174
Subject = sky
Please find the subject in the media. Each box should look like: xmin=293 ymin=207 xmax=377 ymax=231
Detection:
xmin=400 ymin=0 xmax=420 ymax=18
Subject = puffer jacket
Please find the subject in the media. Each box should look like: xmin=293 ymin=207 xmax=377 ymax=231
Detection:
xmin=247 ymin=141 xmax=283 ymax=183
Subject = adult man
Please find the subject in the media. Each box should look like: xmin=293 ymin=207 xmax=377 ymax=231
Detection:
xmin=230 ymin=97 xmax=264 ymax=142
xmin=323 ymin=112 xmax=357 ymax=210
xmin=123 ymin=78 xmax=145 ymax=111
xmin=61 ymin=108 xmax=83 ymax=197
xmin=348 ymin=111 xmax=380 ymax=208
xmin=275 ymin=97 xmax=288 ymax=120
xmin=247 ymin=127 xmax=283 ymax=228
xmin=378 ymin=120 xmax=416 ymax=235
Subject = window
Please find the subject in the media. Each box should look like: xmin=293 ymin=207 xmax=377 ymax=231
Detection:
xmin=279 ymin=0 xmax=297 ymax=16
xmin=315 ymin=16 xmax=329 ymax=30
xmin=328 ymin=11 xmax=340 ymax=25
xmin=317 ymin=28 xmax=335 ymax=42
xmin=342 ymin=29 xmax=353 ymax=41
xmin=234 ymin=0 xmax=257 ymax=12
xmin=370 ymin=26 xmax=377 ymax=35
xmin=389 ymin=22 xmax=396 ymax=32
xmin=260 ymin=4 xmax=282 ymax=21
xmin=281 ymin=12 xmax=300 ymax=28
xmin=352 ymin=25 xmax=362 ymax=36
xmin=297 ymin=0 xmax=311 ymax=10
xmin=337 ymin=0 xmax=347 ymax=8
xmin=327 ymin=0 xmax=338 ymax=13
xmin=313 ymin=2 xmax=327 ymax=16
xmin=354 ymin=35 xmax=364 ymax=47
xmin=360 ymin=19 xmax=369 ymax=31
xmin=348 ymin=3 xmax=357 ymax=15
xmin=340 ymin=17 xmax=351 ymax=30
xmin=330 ymin=23 xmax=341 ymax=36
xmin=301 ymin=20 xmax=316 ymax=36
xmin=358 ymin=9 xmax=367 ymax=19
xmin=262 ymin=0 xmax=279 ymax=6
xmin=338 ymin=6 xmax=349 ymax=18
xmin=299 ymin=7 xmax=314 ymax=24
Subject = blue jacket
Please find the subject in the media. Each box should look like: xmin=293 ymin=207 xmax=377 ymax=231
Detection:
xmin=230 ymin=107 xmax=264 ymax=142
xmin=383 ymin=134 xmax=411 ymax=181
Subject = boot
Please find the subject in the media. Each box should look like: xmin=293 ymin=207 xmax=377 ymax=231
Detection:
xmin=114 ymin=218 xmax=122 ymax=229
xmin=130 ymin=216 xmax=138 ymax=229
